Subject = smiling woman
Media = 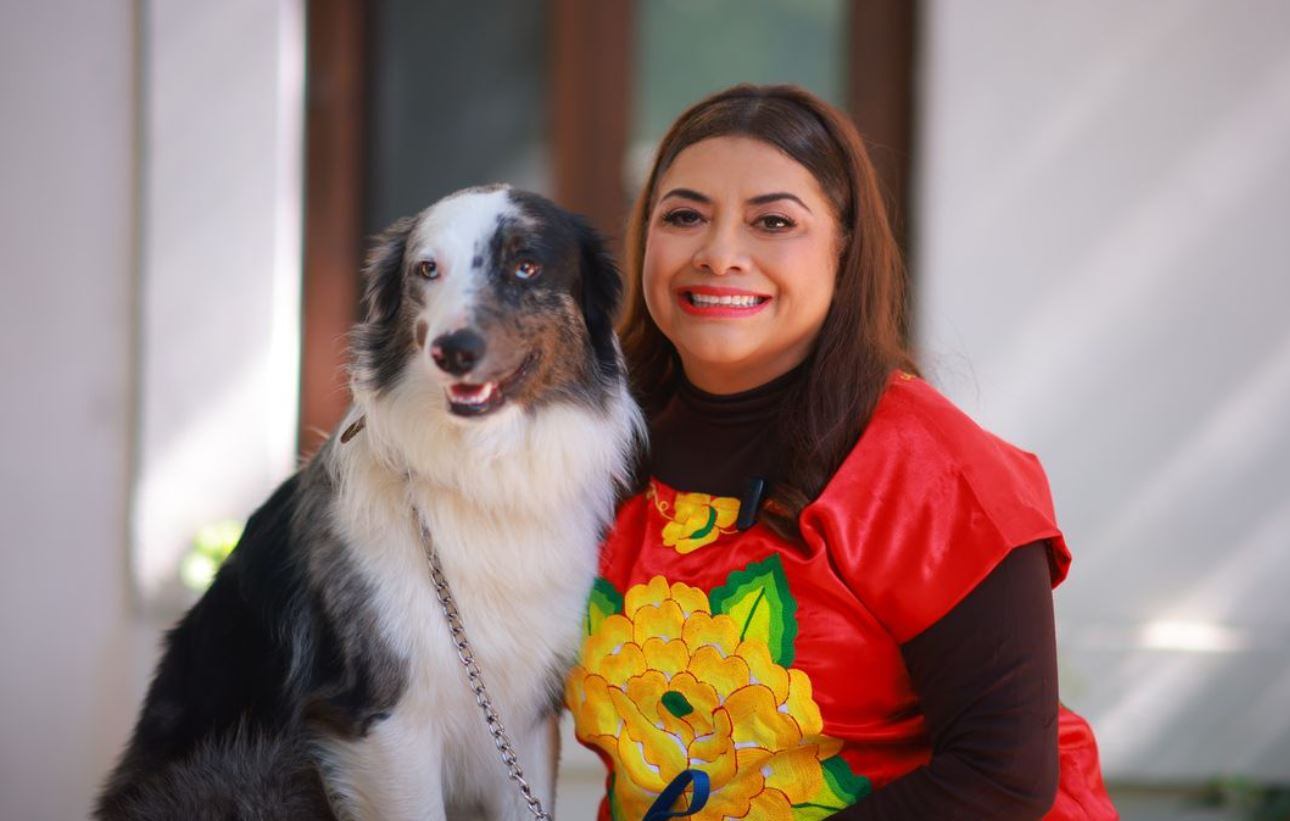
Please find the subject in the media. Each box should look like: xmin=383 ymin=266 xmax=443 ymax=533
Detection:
xmin=563 ymin=84 xmax=1119 ymax=820
xmin=643 ymin=136 xmax=840 ymax=394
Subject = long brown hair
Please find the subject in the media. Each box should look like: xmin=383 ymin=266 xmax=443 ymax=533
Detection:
xmin=619 ymin=83 xmax=919 ymax=541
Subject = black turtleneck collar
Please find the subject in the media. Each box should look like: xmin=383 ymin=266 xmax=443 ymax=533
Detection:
xmin=647 ymin=363 xmax=804 ymax=498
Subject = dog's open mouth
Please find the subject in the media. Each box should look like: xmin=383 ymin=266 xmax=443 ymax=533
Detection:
xmin=445 ymin=352 xmax=538 ymax=417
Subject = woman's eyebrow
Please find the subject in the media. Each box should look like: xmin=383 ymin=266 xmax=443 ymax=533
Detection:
xmin=658 ymin=187 xmax=710 ymax=204
xmin=658 ymin=188 xmax=813 ymax=213
xmin=748 ymin=192 xmax=812 ymax=213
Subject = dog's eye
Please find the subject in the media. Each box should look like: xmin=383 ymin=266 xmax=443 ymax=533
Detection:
xmin=514 ymin=260 xmax=542 ymax=281
xmin=416 ymin=260 xmax=439 ymax=280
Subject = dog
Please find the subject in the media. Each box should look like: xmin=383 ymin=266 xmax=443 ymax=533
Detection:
xmin=96 ymin=185 xmax=643 ymax=820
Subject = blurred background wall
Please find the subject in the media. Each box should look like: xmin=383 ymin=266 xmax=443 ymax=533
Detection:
xmin=2 ymin=1 xmax=1287 ymax=818
xmin=918 ymin=0 xmax=1290 ymax=790
xmin=1 ymin=4 xmax=140 ymax=819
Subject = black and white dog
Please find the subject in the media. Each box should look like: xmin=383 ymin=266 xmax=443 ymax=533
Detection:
xmin=97 ymin=186 xmax=643 ymax=820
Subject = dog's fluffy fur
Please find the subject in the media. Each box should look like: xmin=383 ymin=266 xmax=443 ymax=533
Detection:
xmin=97 ymin=186 xmax=643 ymax=820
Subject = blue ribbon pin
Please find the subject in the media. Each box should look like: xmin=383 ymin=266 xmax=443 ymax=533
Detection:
xmin=643 ymin=768 xmax=711 ymax=820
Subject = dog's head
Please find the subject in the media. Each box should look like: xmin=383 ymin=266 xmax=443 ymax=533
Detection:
xmin=350 ymin=185 xmax=623 ymax=419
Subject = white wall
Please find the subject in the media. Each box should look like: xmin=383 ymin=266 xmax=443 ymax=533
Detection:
xmin=132 ymin=0 xmax=303 ymax=614
xmin=918 ymin=0 xmax=1290 ymax=781
xmin=0 ymin=2 xmax=303 ymax=818
xmin=0 ymin=3 xmax=143 ymax=819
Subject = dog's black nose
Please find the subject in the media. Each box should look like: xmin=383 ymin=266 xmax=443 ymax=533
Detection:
xmin=431 ymin=329 xmax=486 ymax=375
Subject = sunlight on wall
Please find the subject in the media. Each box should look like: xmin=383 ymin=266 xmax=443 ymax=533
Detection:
xmin=130 ymin=0 xmax=303 ymax=614
xmin=1139 ymin=621 xmax=1248 ymax=654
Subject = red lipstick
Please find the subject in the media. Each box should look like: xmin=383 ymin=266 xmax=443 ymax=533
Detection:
xmin=675 ymin=285 xmax=771 ymax=318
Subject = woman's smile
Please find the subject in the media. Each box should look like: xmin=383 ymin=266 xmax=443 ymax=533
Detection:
xmin=676 ymin=285 xmax=772 ymax=317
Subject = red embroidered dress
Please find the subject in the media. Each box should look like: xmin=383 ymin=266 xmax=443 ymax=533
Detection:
xmin=564 ymin=372 xmax=1116 ymax=819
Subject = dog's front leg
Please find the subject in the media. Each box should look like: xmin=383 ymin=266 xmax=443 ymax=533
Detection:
xmin=484 ymin=713 xmax=559 ymax=821
xmin=324 ymin=715 xmax=448 ymax=821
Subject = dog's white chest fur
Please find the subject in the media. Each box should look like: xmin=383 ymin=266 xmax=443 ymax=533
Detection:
xmin=320 ymin=395 xmax=638 ymax=820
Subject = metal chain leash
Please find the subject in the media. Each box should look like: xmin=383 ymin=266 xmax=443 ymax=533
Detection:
xmin=418 ymin=518 xmax=553 ymax=821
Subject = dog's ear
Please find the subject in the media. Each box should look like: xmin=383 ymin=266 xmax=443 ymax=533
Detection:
xmin=574 ymin=217 xmax=623 ymax=381
xmin=350 ymin=216 xmax=417 ymax=394
xmin=361 ymin=216 xmax=416 ymax=324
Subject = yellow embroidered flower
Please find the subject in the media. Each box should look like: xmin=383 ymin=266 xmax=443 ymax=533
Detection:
xmin=567 ymin=575 xmax=844 ymax=820
xmin=658 ymin=492 xmax=741 ymax=554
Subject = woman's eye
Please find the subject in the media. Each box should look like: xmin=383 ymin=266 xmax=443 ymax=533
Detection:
xmin=514 ymin=260 xmax=542 ymax=280
xmin=756 ymin=214 xmax=795 ymax=231
xmin=661 ymin=209 xmax=703 ymax=227
xmin=416 ymin=260 xmax=439 ymax=280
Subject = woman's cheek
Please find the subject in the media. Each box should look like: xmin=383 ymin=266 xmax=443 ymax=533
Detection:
xmin=643 ymin=235 xmax=687 ymax=304
xmin=640 ymin=250 xmax=673 ymax=329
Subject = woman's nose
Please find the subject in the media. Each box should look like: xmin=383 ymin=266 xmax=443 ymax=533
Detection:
xmin=691 ymin=222 xmax=748 ymax=276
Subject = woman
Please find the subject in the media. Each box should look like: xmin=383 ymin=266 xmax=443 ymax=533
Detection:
xmin=563 ymin=84 xmax=1117 ymax=820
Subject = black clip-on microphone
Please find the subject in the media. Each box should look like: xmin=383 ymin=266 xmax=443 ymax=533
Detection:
xmin=737 ymin=476 xmax=767 ymax=531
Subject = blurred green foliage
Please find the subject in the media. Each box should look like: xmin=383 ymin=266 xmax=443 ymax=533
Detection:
xmin=180 ymin=520 xmax=244 ymax=592
xmin=1197 ymin=778 xmax=1290 ymax=821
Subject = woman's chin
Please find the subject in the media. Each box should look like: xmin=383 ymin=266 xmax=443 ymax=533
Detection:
xmin=674 ymin=322 xmax=765 ymax=355
xmin=676 ymin=342 xmax=758 ymax=373
xmin=676 ymin=351 xmax=787 ymax=395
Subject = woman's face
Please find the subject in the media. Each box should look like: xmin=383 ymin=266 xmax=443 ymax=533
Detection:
xmin=643 ymin=135 xmax=840 ymax=394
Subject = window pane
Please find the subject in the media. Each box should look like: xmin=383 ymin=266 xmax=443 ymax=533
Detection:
xmin=629 ymin=0 xmax=846 ymax=189
xmin=366 ymin=0 xmax=549 ymax=234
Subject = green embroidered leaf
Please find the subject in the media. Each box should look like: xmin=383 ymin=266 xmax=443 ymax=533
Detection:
xmin=790 ymin=802 xmax=847 ymax=820
xmin=791 ymin=757 xmax=872 ymax=819
xmin=608 ymin=773 xmax=624 ymax=821
xmin=708 ymin=554 xmax=798 ymax=666
xmin=687 ymin=506 xmax=718 ymax=539
xmin=821 ymin=756 xmax=872 ymax=803
xmin=585 ymin=577 xmax=623 ymax=637
xmin=660 ymin=690 xmax=694 ymax=718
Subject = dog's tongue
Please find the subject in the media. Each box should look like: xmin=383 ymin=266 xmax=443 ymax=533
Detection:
xmin=448 ymin=382 xmax=498 ymax=405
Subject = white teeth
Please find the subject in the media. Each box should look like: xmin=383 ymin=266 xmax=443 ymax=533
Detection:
xmin=689 ymin=293 xmax=762 ymax=308
xmin=448 ymin=382 xmax=498 ymax=405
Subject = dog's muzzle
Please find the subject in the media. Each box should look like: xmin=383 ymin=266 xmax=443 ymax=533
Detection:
xmin=430 ymin=327 xmax=538 ymax=418
xmin=431 ymin=329 xmax=486 ymax=376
